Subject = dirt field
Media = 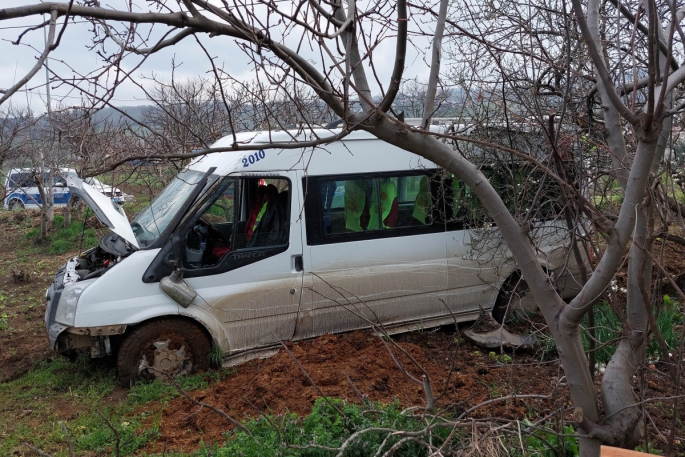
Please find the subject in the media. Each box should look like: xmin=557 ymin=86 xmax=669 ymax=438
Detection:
xmin=1 ymin=210 xmax=684 ymax=455
xmin=0 ymin=212 xmax=66 ymax=381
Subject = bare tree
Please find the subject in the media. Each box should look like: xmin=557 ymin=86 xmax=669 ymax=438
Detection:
xmin=0 ymin=105 xmax=38 ymax=202
xmin=1 ymin=1 xmax=684 ymax=455
xmin=4 ymin=114 xmax=71 ymax=240
xmin=47 ymin=107 xmax=135 ymax=226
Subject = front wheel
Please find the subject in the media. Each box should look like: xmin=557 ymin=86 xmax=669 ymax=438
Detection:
xmin=116 ymin=318 xmax=212 ymax=386
xmin=8 ymin=199 xmax=24 ymax=210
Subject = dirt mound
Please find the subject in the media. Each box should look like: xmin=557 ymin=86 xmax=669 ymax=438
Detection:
xmin=144 ymin=330 xmax=567 ymax=453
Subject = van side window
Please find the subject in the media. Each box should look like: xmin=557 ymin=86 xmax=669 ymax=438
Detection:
xmin=306 ymin=171 xmax=441 ymax=246
xmin=183 ymin=177 xmax=290 ymax=269
xmin=447 ymin=166 xmax=567 ymax=230
xmin=320 ymin=174 xmax=432 ymax=236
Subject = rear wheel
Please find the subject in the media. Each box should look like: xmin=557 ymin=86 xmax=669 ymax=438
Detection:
xmin=8 ymin=199 xmax=24 ymax=210
xmin=116 ymin=318 xmax=212 ymax=386
xmin=492 ymin=275 xmax=536 ymax=323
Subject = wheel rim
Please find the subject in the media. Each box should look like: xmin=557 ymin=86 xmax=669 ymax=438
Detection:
xmin=138 ymin=337 xmax=193 ymax=380
xmin=9 ymin=200 xmax=22 ymax=210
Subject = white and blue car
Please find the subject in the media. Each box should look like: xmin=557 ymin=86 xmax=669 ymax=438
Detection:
xmin=3 ymin=168 xmax=134 ymax=210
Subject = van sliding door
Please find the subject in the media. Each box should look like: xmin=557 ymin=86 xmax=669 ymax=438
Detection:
xmin=295 ymin=171 xmax=448 ymax=340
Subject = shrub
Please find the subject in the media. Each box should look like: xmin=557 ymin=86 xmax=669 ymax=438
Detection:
xmin=203 ymin=398 xmax=443 ymax=456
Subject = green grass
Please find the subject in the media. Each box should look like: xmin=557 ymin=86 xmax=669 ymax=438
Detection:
xmin=21 ymin=214 xmax=99 ymax=254
xmin=201 ymin=398 xmax=439 ymax=457
xmin=49 ymin=215 xmax=99 ymax=254
xmin=0 ymin=355 xmax=219 ymax=457
xmin=582 ymin=297 xmax=683 ymax=365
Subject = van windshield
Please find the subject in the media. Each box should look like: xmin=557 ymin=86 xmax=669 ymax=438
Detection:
xmin=131 ymin=170 xmax=209 ymax=246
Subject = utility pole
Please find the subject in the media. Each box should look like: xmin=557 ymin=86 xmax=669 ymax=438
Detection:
xmin=43 ymin=14 xmax=51 ymax=115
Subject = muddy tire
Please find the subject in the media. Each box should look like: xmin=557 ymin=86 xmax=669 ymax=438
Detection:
xmin=116 ymin=318 xmax=211 ymax=387
xmin=8 ymin=199 xmax=24 ymax=210
xmin=492 ymin=275 xmax=535 ymax=323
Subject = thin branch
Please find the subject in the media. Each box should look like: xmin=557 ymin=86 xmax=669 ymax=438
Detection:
xmin=0 ymin=10 xmax=57 ymax=105
xmin=421 ymin=0 xmax=448 ymax=129
xmin=569 ymin=0 xmax=639 ymax=124
xmin=51 ymin=0 xmax=74 ymax=50
xmin=377 ymin=0 xmax=407 ymax=113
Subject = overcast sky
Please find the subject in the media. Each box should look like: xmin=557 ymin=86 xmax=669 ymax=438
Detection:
xmin=0 ymin=1 xmax=431 ymax=114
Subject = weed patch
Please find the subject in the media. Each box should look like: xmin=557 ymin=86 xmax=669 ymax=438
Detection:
xmin=649 ymin=294 xmax=683 ymax=358
xmin=127 ymin=372 xmax=212 ymax=406
xmin=582 ymin=298 xmax=683 ymax=365
xmin=509 ymin=422 xmax=579 ymax=456
xmin=203 ymin=398 xmax=436 ymax=457
xmin=0 ymin=356 xmax=217 ymax=456
xmin=49 ymin=216 xmax=98 ymax=254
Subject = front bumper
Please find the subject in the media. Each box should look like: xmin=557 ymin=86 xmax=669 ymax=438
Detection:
xmin=45 ymin=281 xmax=68 ymax=350
xmin=45 ymin=261 xmax=125 ymax=357
xmin=45 ymin=257 xmax=82 ymax=349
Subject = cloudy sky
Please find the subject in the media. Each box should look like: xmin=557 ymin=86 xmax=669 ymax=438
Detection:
xmin=0 ymin=1 xmax=431 ymax=114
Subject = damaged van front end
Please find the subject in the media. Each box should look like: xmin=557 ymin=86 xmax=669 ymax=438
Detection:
xmin=44 ymin=168 xmax=220 ymax=386
xmin=45 ymin=176 xmax=139 ymax=358
xmin=45 ymin=249 xmax=132 ymax=358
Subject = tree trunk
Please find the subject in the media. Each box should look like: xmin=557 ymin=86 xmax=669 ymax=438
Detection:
xmin=63 ymin=195 xmax=74 ymax=228
xmin=36 ymin=179 xmax=52 ymax=241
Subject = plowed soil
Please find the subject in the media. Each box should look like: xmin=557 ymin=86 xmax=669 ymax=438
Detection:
xmin=144 ymin=328 xmax=685 ymax=455
xmin=143 ymin=330 xmax=568 ymax=453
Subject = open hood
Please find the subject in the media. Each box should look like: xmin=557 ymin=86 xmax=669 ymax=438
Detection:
xmin=67 ymin=176 xmax=139 ymax=249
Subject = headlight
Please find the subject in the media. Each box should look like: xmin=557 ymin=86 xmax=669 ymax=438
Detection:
xmin=55 ymin=284 xmax=87 ymax=326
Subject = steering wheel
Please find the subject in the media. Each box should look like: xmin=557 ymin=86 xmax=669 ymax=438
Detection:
xmin=199 ymin=217 xmax=229 ymax=244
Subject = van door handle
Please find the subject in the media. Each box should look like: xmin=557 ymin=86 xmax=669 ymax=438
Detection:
xmin=294 ymin=255 xmax=303 ymax=272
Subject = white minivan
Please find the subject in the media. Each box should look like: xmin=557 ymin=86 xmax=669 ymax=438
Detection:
xmin=45 ymin=128 xmax=588 ymax=385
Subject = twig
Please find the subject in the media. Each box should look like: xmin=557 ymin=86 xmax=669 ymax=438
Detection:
xmin=96 ymin=410 xmax=120 ymax=457
xmin=61 ymin=422 xmax=74 ymax=457
xmin=23 ymin=443 xmax=53 ymax=457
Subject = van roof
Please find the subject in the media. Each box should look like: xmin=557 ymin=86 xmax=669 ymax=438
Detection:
xmin=7 ymin=168 xmax=76 ymax=174
xmin=187 ymin=128 xmax=441 ymax=177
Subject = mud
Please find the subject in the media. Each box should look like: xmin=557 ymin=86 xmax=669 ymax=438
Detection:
xmin=143 ymin=329 xmax=569 ymax=453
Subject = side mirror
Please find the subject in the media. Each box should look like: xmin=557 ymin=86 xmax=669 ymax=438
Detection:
xmin=160 ymin=233 xmax=197 ymax=308
xmin=54 ymin=182 xmax=65 ymax=188
xmin=168 ymin=233 xmax=184 ymax=267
